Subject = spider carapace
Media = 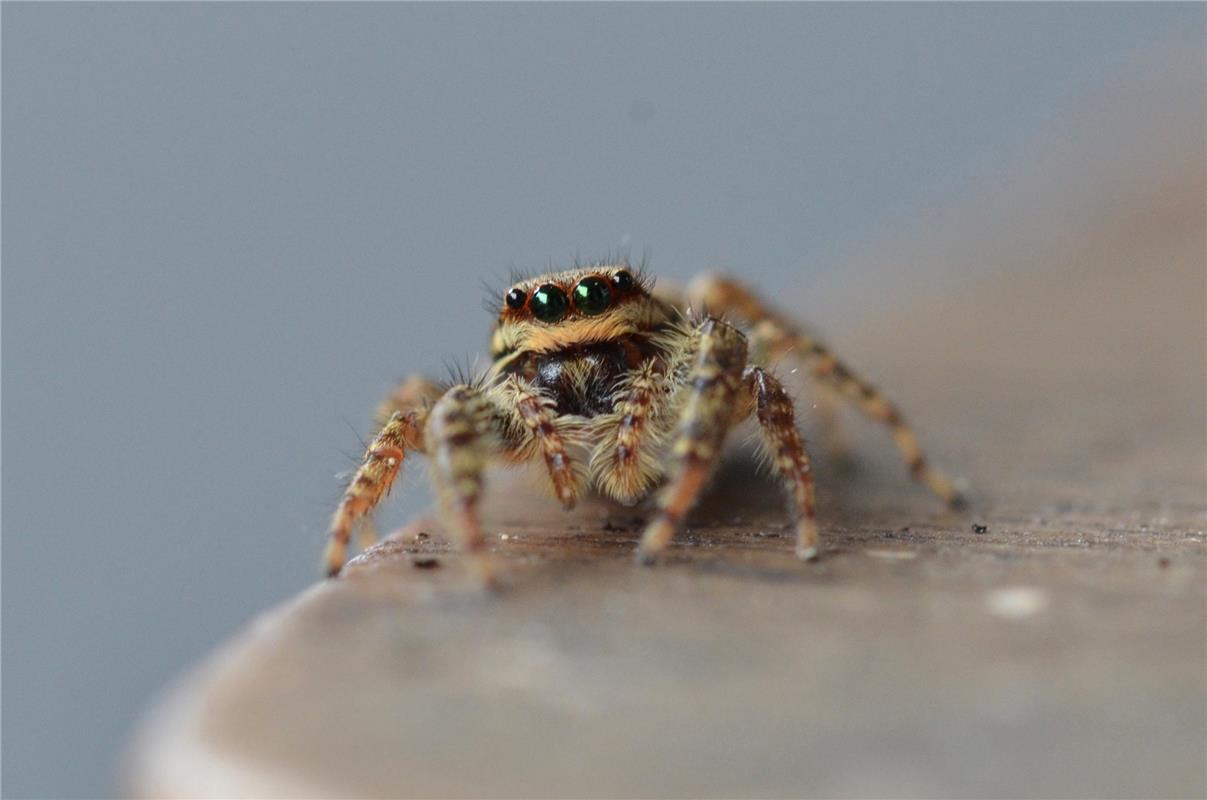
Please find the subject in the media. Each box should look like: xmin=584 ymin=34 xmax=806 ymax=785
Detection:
xmin=324 ymin=262 xmax=963 ymax=584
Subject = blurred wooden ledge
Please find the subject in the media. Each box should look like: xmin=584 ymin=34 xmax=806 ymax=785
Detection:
xmin=125 ymin=195 xmax=1205 ymax=798
xmin=125 ymin=460 xmax=1205 ymax=798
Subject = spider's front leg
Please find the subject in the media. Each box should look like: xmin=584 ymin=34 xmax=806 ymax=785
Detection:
xmin=496 ymin=378 xmax=585 ymax=509
xmin=427 ymin=378 xmax=585 ymax=587
xmin=636 ymin=318 xmax=748 ymax=563
xmin=424 ymin=384 xmax=501 ymax=585
xmin=688 ymin=273 xmax=965 ymax=508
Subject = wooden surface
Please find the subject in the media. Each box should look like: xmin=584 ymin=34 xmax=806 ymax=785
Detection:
xmin=126 ymin=200 xmax=1205 ymax=797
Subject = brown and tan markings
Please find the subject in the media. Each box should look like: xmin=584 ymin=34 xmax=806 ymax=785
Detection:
xmin=325 ymin=262 xmax=964 ymax=585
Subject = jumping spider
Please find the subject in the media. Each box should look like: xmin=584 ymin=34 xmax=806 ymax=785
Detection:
xmin=324 ymin=263 xmax=963 ymax=584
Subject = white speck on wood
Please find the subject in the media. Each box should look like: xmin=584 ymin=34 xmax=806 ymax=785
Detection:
xmin=865 ymin=549 xmax=918 ymax=560
xmin=986 ymin=587 xmax=1050 ymax=620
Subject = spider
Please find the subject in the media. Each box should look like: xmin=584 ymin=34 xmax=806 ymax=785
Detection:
xmin=324 ymin=262 xmax=963 ymax=585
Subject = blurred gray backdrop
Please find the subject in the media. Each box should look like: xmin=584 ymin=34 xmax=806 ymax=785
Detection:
xmin=2 ymin=4 xmax=1202 ymax=797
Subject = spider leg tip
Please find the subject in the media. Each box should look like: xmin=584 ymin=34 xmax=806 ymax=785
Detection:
xmin=795 ymin=545 xmax=820 ymax=562
xmin=634 ymin=548 xmax=659 ymax=566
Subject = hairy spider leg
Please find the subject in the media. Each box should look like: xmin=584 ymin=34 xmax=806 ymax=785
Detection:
xmin=428 ymin=379 xmax=589 ymax=587
xmin=740 ymin=308 xmax=851 ymax=467
xmin=373 ymin=374 xmax=445 ymax=429
xmin=327 ymin=374 xmax=589 ymax=585
xmin=500 ymin=378 xmax=586 ymax=509
xmin=744 ymin=366 xmax=820 ymax=559
xmin=687 ymin=274 xmax=964 ymax=508
xmin=343 ymin=375 xmax=448 ymax=552
xmin=637 ymin=318 xmax=749 ymax=562
xmin=325 ymin=408 xmax=425 ymax=577
xmin=589 ymin=359 xmax=675 ymax=505
xmin=425 ymin=384 xmax=500 ymax=586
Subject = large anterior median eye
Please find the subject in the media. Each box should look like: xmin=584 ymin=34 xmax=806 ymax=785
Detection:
xmin=573 ymin=276 xmax=611 ymax=316
xmin=531 ymin=284 xmax=569 ymax=322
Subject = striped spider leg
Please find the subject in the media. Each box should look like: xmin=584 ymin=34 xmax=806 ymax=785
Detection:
xmin=324 ymin=375 xmax=583 ymax=585
xmin=686 ymin=273 xmax=965 ymax=508
xmin=636 ymin=317 xmax=821 ymax=562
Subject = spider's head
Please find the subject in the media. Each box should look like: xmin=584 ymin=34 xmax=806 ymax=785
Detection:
xmin=488 ymin=264 xmax=670 ymax=359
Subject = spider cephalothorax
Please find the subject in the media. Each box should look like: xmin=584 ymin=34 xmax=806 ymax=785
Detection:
xmin=324 ymin=261 xmax=963 ymax=585
xmin=489 ymin=266 xmax=676 ymax=416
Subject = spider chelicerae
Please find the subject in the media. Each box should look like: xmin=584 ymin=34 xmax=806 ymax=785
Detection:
xmin=324 ymin=262 xmax=963 ymax=584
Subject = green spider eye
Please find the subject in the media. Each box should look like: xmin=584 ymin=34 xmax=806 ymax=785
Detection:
xmin=531 ymin=284 xmax=569 ymax=323
xmin=573 ymin=276 xmax=611 ymax=316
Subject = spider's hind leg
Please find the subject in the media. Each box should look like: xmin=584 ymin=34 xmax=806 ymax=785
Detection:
xmin=688 ymin=273 xmax=964 ymax=508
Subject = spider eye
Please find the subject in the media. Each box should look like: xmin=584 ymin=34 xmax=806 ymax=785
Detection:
xmin=611 ymin=270 xmax=635 ymax=292
xmin=573 ymin=276 xmax=611 ymax=316
xmin=504 ymin=288 xmax=526 ymax=310
xmin=531 ymin=284 xmax=569 ymax=323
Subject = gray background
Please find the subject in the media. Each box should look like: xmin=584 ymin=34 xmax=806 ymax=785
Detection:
xmin=2 ymin=4 xmax=1202 ymax=798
